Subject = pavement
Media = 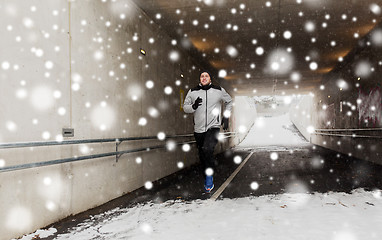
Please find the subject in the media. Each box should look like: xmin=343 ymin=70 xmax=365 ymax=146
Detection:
xmin=40 ymin=143 xmax=382 ymax=239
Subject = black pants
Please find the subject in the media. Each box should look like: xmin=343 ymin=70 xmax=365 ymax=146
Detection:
xmin=194 ymin=128 xmax=220 ymax=177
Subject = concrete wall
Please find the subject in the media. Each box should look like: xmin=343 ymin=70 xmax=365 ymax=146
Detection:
xmin=0 ymin=1 xmax=211 ymax=239
xmin=290 ymin=24 xmax=382 ymax=164
xmin=232 ymin=96 xmax=257 ymax=145
xmin=289 ymin=95 xmax=314 ymax=141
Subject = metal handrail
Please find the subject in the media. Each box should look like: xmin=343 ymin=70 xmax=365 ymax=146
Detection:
xmin=0 ymin=132 xmax=236 ymax=150
xmin=313 ymin=132 xmax=382 ymax=139
xmin=0 ymin=140 xmax=196 ymax=173
xmin=313 ymin=128 xmax=381 ymax=139
xmin=314 ymin=128 xmax=382 ymax=132
xmin=0 ymin=134 xmax=194 ymax=150
xmin=0 ymin=132 xmax=237 ymax=173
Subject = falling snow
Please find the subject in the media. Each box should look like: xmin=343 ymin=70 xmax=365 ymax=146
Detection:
xmin=2 ymin=0 xmax=382 ymax=239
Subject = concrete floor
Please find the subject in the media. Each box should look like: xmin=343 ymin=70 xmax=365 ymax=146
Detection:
xmin=41 ymin=144 xmax=382 ymax=239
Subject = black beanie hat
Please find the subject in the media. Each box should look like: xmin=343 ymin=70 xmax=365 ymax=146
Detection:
xmin=200 ymin=70 xmax=212 ymax=79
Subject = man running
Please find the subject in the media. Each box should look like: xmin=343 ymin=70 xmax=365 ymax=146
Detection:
xmin=183 ymin=71 xmax=233 ymax=192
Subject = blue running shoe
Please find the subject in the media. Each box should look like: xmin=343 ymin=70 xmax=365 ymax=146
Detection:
xmin=204 ymin=176 xmax=214 ymax=193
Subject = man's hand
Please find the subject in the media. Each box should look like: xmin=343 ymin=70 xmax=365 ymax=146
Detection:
xmin=192 ymin=97 xmax=203 ymax=110
xmin=222 ymin=117 xmax=229 ymax=130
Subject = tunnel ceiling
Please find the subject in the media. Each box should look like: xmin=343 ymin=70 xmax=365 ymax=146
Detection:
xmin=132 ymin=0 xmax=382 ymax=96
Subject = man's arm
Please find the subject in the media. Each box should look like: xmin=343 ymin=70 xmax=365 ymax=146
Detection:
xmin=183 ymin=90 xmax=196 ymax=113
xmin=221 ymin=88 xmax=233 ymax=130
xmin=221 ymin=88 xmax=233 ymax=116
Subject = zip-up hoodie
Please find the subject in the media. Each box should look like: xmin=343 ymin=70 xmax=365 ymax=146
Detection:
xmin=183 ymin=83 xmax=233 ymax=133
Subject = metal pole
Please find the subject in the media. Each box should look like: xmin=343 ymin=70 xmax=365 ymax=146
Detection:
xmin=0 ymin=133 xmax=236 ymax=173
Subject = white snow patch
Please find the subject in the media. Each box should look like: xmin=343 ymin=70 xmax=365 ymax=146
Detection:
xmin=238 ymin=114 xmax=308 ymax=148
xmin=32 ymin=189 xmax=382 ymax=240
xmin=16 ymin=228 xmax=57 ymax=240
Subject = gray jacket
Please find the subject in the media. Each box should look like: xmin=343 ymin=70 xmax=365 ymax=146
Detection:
xmin=183 ymin=84 xmax=233 ymax=133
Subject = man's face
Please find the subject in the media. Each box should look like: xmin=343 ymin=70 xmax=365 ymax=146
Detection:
xmin=200 ymin=72 xmax=211 ymax=86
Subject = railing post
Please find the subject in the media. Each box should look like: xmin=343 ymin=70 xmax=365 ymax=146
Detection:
xmin=116 ymin=139 xmax=122 ymax=162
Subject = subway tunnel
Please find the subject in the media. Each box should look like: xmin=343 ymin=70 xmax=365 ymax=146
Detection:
xmin=1 ymin=0 xmax=382 ymax=239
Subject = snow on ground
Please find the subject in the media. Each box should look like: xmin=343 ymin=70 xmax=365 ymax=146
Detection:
xmin=19 ymin=189 xmax=382 ymax=240
xmin=16 ymin=114 xmax=382 ymax=240
xmin=238 ymin=114 xmax=309 ymax=148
